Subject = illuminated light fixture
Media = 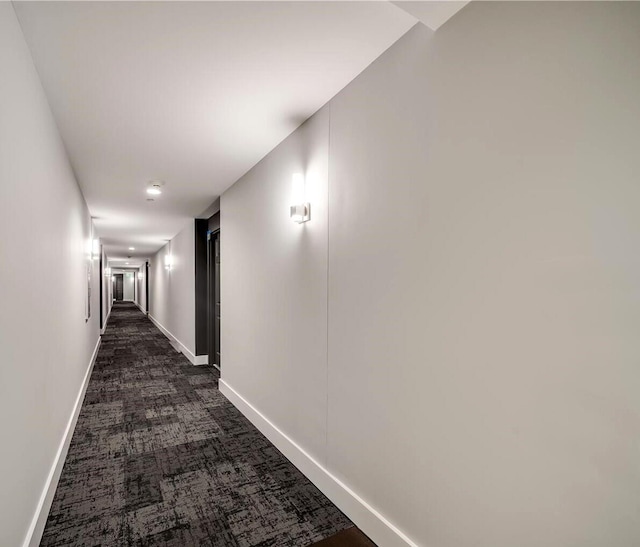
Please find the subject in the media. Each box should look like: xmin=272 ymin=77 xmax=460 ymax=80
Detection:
xmin=290 ymin=173 xmax=310 ymax=223
xmin=92 ymin=239 xmax=100 ymax=260
xmin=129 ymin=247 xmax=135 ymax=250
xmin=147 ymin=183 xmax=162 ymax=195
xmin=125 ymin=262 xmax=129 ymax=265
xmin=105 ymin=267 xmax=112 ymax=277
xmin=164 ymin=254 xmax=172 ymax=271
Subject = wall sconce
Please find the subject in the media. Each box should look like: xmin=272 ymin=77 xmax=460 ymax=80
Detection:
xmin=164 ymin=254 xmax=172 ymax=271
xmin=104 ymin=267 xmax=112 ymax=278
xmin=290 ymin=173 xmax=310 ymax=223
xmin=92 ymin=239 xmax=100 ymax=260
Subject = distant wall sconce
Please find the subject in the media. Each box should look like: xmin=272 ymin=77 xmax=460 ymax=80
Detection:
xmin=290 ymin=173 xmax=310 ymax=223
xmin=164 ymin=254 xmax=172 ymax=271
xmin=105 ymin=267 xmax=112 ymax=278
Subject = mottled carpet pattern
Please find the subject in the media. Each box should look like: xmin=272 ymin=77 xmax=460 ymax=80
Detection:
xmin=41 ymin=302 xmax=353 ymax=546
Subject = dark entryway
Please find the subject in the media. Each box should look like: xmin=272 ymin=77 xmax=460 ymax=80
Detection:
xmin=195 ymin=212 xmax=220 ymax=368
xmin=113 ymin=273 xmax=124 ymax=301
xmin=145 ymin=261 xmax=150 ymax=314
xmin=99 ymin=246 xmax=104 ymax=329
xmin=207 ymin=229 xmax=221 ymax=368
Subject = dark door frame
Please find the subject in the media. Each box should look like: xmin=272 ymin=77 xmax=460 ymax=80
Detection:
xmin=207 ymin=229 xmax=221 ymax=369
xmin=114 ymin=273 xmax=124 ymax=301
xmin=99 ymin=246 xmax=104 ymax=330
xmin=145 ymin=261 xmax=150 ymax=314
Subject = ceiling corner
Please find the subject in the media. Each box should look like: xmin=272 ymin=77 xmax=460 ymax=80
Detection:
xmin=390 ymin=1 xmax=470 ymax=31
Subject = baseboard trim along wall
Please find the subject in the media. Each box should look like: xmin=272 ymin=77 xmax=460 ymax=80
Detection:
xmin=23 ymin=336 xmax=101 ymax=547
xmin=194 ymin=355 xmax=208 ymax=365
xmin=218 ymin=379 xmax=420 ymax=547
xmin=148 ymin=314 xmax=208 ymax=366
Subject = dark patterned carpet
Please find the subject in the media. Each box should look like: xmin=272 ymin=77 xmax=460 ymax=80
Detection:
xmin=41 ymin=302 xmax=355 ymax=546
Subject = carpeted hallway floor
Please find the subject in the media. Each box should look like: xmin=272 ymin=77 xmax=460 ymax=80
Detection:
xmin=40 ymin=302 xmax=369 ymax=546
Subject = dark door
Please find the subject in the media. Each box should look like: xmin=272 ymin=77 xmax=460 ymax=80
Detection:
xmin=114 ymin=274 xmax=124 ymax=301
xmin=99 ymin=248 xmax=104 ymax=329
xmin=207 ymin=231 xmax=221 ymax=368
xmin=145 ymin=261 xmax=150 ymax=314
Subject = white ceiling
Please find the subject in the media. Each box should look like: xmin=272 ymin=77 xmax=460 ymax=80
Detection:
xmin=14 ymin=1 xmax=417 ymax=260
xmin=109 ymin=259 xmax=145 ymax=270
xmin=13 ymin=2 xmax=465 ymax=261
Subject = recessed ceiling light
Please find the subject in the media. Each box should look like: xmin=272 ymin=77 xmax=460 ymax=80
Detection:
xmin=129 ymin=247 xmax=135 ymax=250
xmin=125 ymin=262 xmax=129 ymax=265
xmin=147 ymin=181 xmax=163 ymax=196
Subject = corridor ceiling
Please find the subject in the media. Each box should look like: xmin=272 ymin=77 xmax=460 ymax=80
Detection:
xmin=13 ymin=1 xmax=464 ymax=261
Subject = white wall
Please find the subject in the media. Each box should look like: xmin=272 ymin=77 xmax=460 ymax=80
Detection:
xmin=0 ymin=4 xmax=101 ymax=546
xmin=121 ymin=270 xmax=134 ymax=301
xmin=221 ymin=3 xmax=640 ymax=547
xmin=149 ymin=221 xmax=199 ymax=363
xmin=101 ymin=248 xmax=112 ymax=330
xmin=223 ymin=108 xmax=330 ymax=461
xmin=135 ymin=264 xmax=147 ymax=313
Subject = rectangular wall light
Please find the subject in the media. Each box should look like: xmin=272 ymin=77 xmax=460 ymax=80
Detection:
xmin=290 ymin=173 xmax=310 ymax=223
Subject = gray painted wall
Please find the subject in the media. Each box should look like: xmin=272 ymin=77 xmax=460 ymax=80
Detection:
xmin=136 ymin=264 xmax=147 ymax=313
xmin=221 ymin=3 xmax=640 ymax=547
xmin=0 ymin=5 xmax=101 ymax=545
xmin=149 ymin=221 xmax=196 ymax=358
xmin=101 ymin=248 xmax=112 ymax=328
xmin=223 ymin=107 xmax=330 ymax=461
xmin=123 ymin=271 xmax=135 ymax=301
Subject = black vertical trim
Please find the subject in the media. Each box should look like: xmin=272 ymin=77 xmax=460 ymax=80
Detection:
xmin=195 ymin=219 xmax=209 ymax=356
xmin=207 ymin=222 xmax=221 ymax=368
xmin=208 ymin=212 xmax=220 ymax=233
xmin=145 ymin=261 xmax=150 ymax=314
xmin=206 ymin=211 xmax=221 ymax=367
xmin=99 ymin=246 xmax=104 ymax=330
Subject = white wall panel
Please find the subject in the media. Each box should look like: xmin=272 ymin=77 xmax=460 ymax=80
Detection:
xmin=149 ymin=222 xmax=196 ymax=357
xmin=221 ymin=3 xmax=640 ymax=547
xmin=222 ymin=108 xmax=330 ymax=462
xmin=0 ymin=5 xmax=101 ymax=545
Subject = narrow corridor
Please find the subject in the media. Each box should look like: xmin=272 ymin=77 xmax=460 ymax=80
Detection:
xmin=41 ymin=303 xmax=366 ymax=546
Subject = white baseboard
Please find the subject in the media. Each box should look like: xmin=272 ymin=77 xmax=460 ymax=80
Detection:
xmin=148 ymin=314 xmax=207 ymax=366
xmin=193 ymin=354 xmax=209 ymax=365
xmin=219 ymin=379 xmax=419 ymax=547
xmin=23 ymin=335 xmax=101 ymax=547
